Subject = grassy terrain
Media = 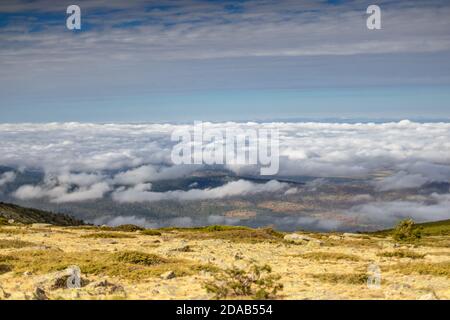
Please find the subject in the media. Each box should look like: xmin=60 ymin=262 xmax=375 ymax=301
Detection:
xmin=372 ymin=219 xmax=450 ymax=237
xmin=0 ymin=215 xmax=449 ymax=300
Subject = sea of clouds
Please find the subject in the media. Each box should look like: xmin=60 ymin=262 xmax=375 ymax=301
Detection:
xmin=0 ymin=120 xmax=449 ymax=226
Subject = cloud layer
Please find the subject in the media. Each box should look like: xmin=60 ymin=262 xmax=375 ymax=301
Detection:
xmin=0 ymin=120 xmax=449 ymax=205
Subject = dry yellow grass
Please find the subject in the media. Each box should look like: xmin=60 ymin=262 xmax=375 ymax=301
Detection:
xmin=0 ymin=225 xmax=449 ymax=300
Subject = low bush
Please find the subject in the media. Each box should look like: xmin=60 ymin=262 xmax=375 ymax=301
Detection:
xmin=203 ymin=264 xmax=283 ymax=300
xmin=392 ymin=219 xmax=422 ymax=243
xmin=114 ymin=251 xmax=167 ymax=266
xmin=141 ymin=229 xmax=162 ymax=236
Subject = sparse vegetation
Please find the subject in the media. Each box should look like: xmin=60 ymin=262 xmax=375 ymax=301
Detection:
xmin=377 ymin=250 xmax=425 ymax=259
xmin=301 ymin=251 xmax=361 ymax=262
xmin=0 ymin=239 xmax=34 ymax=249
xmin=0 ymin=202 xmax=84 ymax=226
xmin=392 ymin=219 xmax=422 ymax=243
xmin=0 ymin=264 xmax=12 ymax=274
xmin=160 ymin=225 xmax=251 ymax=232
xmin=391 ymin=261 xmax=450 ymax=278
xmin=203 ymin=264 xmax=283 ymax=300
xmin=141 ymin=229 xmax=162 ymax=236
xmin=174 ymin=227 xmax=284 ymax=243
xmin=81 ymin=232 xmax=135 ymax=239
xmin=418 ymin=219 xmax=450 ymax=236
xmin=309 ymin=272 xmax=368 ymax=285
xmin=102 ymin=224 xmax=145 ymax=232
xmin=371 ymin=219 xmax=450 ymax=237
xmin=114 ymin=251 xmax=167 ymax=266
xmin=0 ymin=219 xmax=449 ymax=299
xmin=0 ymin=217 xmax=9 ymax=226
xmin=3 ymin=249 xmax=211 ymax=281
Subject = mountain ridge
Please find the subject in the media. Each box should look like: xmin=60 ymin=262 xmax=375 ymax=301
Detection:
xmin=0 ymin=202 xmax=85 ymax=226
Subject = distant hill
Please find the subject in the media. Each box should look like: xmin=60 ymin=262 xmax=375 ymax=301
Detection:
xmin=0 ymin=202 xmax=85 ymax=226
xmin=372 ymin=219 xmax=450 ymax=236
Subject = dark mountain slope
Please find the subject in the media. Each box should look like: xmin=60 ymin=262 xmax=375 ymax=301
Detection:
xmin=0 ymin=202 xmax=85 ymax=226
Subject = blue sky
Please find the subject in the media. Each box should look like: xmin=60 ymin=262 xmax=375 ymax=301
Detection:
xmin=1 ymin=0 xmax=450 ymax=122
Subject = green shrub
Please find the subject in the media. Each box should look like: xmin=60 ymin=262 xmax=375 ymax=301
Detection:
xmin=203 ymin=264 xmax=283 ymax=300
xmin=392 ymin=219 xmax=422 ymax=243
xmin=301 ymin=252 xmax=361 ymax=262
xmin=110 ymin=224 xmax=144 ymax=232
xmin=377 ymin=250 xmax=425 ymax=259
xmin=309 ymin=272 xmax=368 ymax=285
xmin=0 ymin=239 xmax=34 ymax=249
xmin=0 ymin=264 xmax=12 ymax=274
xmin=114 ymin=251 xmax=167 ymax=266
xmin=391 ymin=261 xmax=450 ymax=278
xmin=81 ymin=232 xmax=135 ymax=239
xmin=141 ymin=229 xmax=162 ymax=236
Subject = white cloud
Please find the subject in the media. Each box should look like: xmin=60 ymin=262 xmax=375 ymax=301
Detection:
xmin=375 ymin=171 xmax=430 ymax=191
xmin=112 ymin=179 xmax=287 ymax=203
xmin=284 ymin=187 xmax=299 ymax=195
xmin=12 ymin=171 xmax=111 ymax=203
xmin=93 ymin=215 xmax=157 ymax=228
xmin=112 ymin=164 xmax=197 ymax=185
xmin=0 ymin=120 xmax=449 ymax=204
xmin=0 ymin=171 xmax=16 ymax=187
xmin=349 ymin=198 xmax=450 ymax=226
xmin=2 ymin=0 xmax=450 ymax=70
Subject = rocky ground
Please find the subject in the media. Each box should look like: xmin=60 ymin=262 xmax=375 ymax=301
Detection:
xmin=0 ymin=223 xmax=449 ymax=300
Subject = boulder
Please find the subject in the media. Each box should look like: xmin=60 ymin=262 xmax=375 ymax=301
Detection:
xmin=284 ymin=233 xmax=313 ymax=244
xmin=33 ymin=287 xmax=49 ymax=300
xmin=161 ymin=270 xmax=176 ymax=280
xmin=89 ymin=280 xmax=126 ymax=295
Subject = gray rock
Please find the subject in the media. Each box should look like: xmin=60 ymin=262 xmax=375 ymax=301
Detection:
xmin=0 ymin=286 xmax=11 ymax=299
xmin=89 ymin=280 xmax=126 ymax=295
xmin=418 ymin=292 xmax=439 ymax=300
xmin=284 ymin=233 xmax=313 ymax=244
xmin=33 ymin=287 xmax=49 ymax=300
xmin=171 ymin=245 xmax=193 ymax=252
xmin=161 ymin=270 xmax=176 ymax=280
xmin=31 ymin=223 xmax=53 ymax=228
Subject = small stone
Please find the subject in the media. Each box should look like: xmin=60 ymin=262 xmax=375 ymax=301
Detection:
xmin=307 ymin=239 xmax=324 ymax=247
xmin=89 ymin=280 xmax=126 ymax=295
xmin=328 ymin=235 xmax=342 ymax=241
xmin=7 ymin=219 xmax=14 ymax=224
xmin=418 ymin=292 xmax=439 ymax=300
xmin=0 ymin=286 xmax=11 ymax=299
xmin=161 ymin=271 xmax=176 ymax=280
xmin=234 ymin=252 xmax=244 ymax=260
xmin=342 ymin=233 xmax=361 ymax=238
xmin=31 ymin=223 xmax=53 ymax=228
xmin=23 ymin=271 xmax=33 ymax=276
xmin=284 ymin=233 xmax=312 ymax=244
xmin=171 ymin=245 xmax=192 ymax=252
xmin=33 ymin=287 xmax=49 ymax=300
